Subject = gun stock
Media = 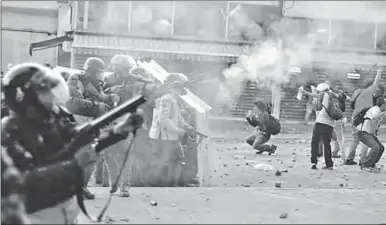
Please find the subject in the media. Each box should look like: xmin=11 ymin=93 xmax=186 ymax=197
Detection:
xmin=48 ymin=95 xmax=146 ymax=162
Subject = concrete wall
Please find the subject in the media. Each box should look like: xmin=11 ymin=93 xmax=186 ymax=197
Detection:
xmin=1 ymin=1 xmax=60 ymax=71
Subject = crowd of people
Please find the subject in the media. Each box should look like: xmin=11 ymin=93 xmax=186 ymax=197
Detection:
xmin=1 ymin=55 xmax=202 ymax=224
xmin=295 ymin=65 xmax=385 ymax=172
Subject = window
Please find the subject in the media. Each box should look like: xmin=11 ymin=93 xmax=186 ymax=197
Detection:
xmin=105 ymin=2 xmax=130 ymax=32
xmin=376 ymin=23 xmax=386 ymax=50
xmin=130 ymin=1 xmax=173 ymax=36
xmin=330 ymin=20 xmax=375 ymax=50
xmin=309 ymin=19 xmax=329 ymax=48
xmin=76 ymin=1 xmax=108 ymax=31
xmin=228 ymin=2 xmax=280 ymax=42
xmin=88 ymin=1 xmax=108 ymax=31
xmin=173 ymin=1 xmax=227 ymax=40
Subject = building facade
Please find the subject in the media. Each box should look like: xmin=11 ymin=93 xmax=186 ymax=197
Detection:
xmin=1 ymin=1 xmax=61 ymax=71
xmin=6 ymin=1 xmax=386 ymax=121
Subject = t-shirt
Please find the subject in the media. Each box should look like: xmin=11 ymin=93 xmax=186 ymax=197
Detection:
xmin=352 ymin=85 xmax=378 ymax=118
xmin=315 ymin=92 xmax=334 ymax=127
xmin=357 ymin=105 xmax=384 ymax=134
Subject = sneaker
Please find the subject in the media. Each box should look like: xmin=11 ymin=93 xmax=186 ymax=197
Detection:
xmin=311 ymin=164 xmax=317 ymax=170
xmin=269 ymin=145 xmax=277 ymax=156
xmin=120 ymin=190 xmax=130 ymax=198
xmin=344 ymin=160 xmax=358 ymax=165
xmin=256 ymin=151 xmax=263 ymax=154
xmin=322 ymin=166 xmax=333 ymax=170
xmin=110 ymin=184 xmax=118 ymax=194
xmin=82 ymin=187 xmax=95 ymax=200
xmin=332 ymin=154 xmax=341 ymax=158
xmin=361 ymin=165 xmax=381 ymax=173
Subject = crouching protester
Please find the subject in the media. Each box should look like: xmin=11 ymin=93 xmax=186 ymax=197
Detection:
xmin=245 ymin=100 xmax=280 ymax=155
xmin=310 ymin=83 xmax=343 ymax=170
xmin=1 ymin=63 xmax=144 ymax=224
xmin=148 ymin=73 xmax=194 ymax=187
xmin=352 ymin=97 xmax=386 ymax=172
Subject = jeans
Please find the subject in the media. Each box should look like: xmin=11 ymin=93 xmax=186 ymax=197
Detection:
xmin=246 ymin=132 xmax=273 ymax=153
xmin=311 ymin=122 xmax=334 ymax=167
xmin=346 ymin=125 xmax=360 ymax=161
xmin=357 ymin=131 xmax=385 ymax=168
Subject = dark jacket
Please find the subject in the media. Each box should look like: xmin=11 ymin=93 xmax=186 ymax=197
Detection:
xmin=1 ymin=111 xmax=84 ymax=214
xmin=246 ymin=112 xmax=270 ymax=137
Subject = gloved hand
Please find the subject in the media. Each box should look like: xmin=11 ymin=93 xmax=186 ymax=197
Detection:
xmin=97 ymin=102 xmax=111 ymax=114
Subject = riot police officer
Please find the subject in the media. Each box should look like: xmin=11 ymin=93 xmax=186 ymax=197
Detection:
xmin=66 ymin=57 xmax=120 ymax=199
xmin=1 ymin=63 xmax=144 ymax=223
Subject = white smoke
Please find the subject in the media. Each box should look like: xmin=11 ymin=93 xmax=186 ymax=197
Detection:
xmin=220 ymin=17 xmax=316 ymax=105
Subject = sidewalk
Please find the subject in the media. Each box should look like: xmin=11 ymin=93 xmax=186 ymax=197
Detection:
xmin=79 ymin=187 xmax=386 ymax=224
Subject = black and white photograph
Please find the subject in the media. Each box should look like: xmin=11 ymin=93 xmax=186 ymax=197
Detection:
xmin=1 ymin=1 xmax=386 ymax=224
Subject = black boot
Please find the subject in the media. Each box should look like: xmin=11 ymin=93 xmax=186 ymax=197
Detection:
xmin=82 ymin=187 xmax=95 ymax=200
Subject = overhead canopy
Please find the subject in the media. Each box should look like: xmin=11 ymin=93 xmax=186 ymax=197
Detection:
xmin=29 ymin=34 xmax=73 ymax=56
xmin=71 ymin=31 xmax=251 ymax=63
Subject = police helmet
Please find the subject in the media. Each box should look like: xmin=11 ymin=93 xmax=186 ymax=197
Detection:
xmin=83 ymin=57 xmax=105 ymax=73
xmin=110 ymin=55 xmax=137 ymax=72
xmin=2 ymin=63 xmax=69 ymax=115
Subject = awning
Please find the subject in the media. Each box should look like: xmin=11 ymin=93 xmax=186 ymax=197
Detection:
xmin=72 ymin=33 xmax=251 ymax=63
xmin=29 ymin=35 xmax=73 ymax=56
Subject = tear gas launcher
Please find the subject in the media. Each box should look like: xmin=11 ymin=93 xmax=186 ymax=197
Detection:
xmin=47 ymin=95 xmax=146 ymax=163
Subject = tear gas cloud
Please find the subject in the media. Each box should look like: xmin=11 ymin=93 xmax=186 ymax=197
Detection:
xmin=219 ymin=1 xmax=386 ymax=105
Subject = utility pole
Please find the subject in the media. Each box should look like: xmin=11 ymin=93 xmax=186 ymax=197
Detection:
xmin=271 ymin=0 xmax=285 ymax=119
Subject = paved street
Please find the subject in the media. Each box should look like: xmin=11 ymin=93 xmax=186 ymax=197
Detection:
xmin=79 ymin=187 xmax=386 ymax=224
xmin=80 ymin=123 xmax=386 ymax=224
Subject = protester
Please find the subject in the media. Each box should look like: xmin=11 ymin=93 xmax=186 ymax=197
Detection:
xmin=354 ymin=97 xmax=386 ymax=172
xmin=310 ymin=82 xmax=343 ymax=170
xmin=346 ymin=66 xmax=383 ymax=165
xmin=245 ymin=100 xmax=280 ymax=155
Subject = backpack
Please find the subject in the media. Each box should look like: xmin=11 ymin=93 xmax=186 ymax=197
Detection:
xmin=353 ymin=107 xmax=371 ymax=127
xmin=351 ymin=89 xmax=363 ymax=109
xmin=265 ymin=114 xmax=281 ymax=135
xmin=325 ymin=92 xmax=344 ymax=120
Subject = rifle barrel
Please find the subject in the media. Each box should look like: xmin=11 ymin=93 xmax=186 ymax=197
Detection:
xmin=75 ymin=95 xmax=146 ymax=132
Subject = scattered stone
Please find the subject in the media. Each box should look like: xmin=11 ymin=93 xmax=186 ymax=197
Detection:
xmin=275 ymin=181 xmax=282 ymax=188
xmin=297 ymin=184 xmax=302 ymax=187
xmin=242 ymin=184 xmax=251 ymax=187
xmin=288 ymin=165 xmax=293 ymax=168
xmin=223 ymin=164 xmax=228 ymax=167
xmin=171 ymin=204 xmax=176 ymax=207
xmin=259 ymin=180 xmax=265 ymax=184
xmin=225 ymin=173 xmax=229 ymax=176
xmin=279 ymin=213 xmax=288 ymax=219
xmin=253 ymin=163 xmax=274 ymax=171
xmin=292 ymin=159 xmax=296 ymax=162
xmin=275 ymin=170 xmax=282 ymax=176
xmin=339 ymin=183 xmax=344 ymax=187
xmin=150 ymin=200 xmax=158 ymax=206
xmin=120 ymin=219 xmax=130 ymax=222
